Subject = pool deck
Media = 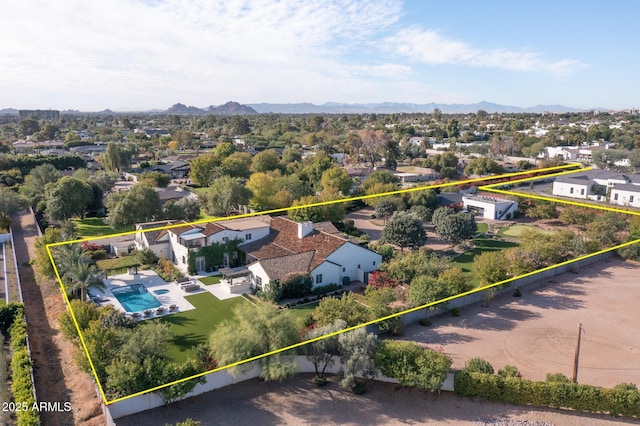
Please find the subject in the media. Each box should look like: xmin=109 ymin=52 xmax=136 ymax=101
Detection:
xmin=90 ymin=270 xmax=197 ymax=320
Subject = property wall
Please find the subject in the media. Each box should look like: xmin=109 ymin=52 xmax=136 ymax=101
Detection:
xmin=326 ymin=243 xmax=382 ymax=283
xmin=103 ymin=357 xmax=454 ymax=424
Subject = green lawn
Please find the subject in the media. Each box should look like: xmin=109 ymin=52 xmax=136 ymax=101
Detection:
xmin=199 ymin=275 xmax=222 ymax=285
xmin=451 ymin=238 xmax=518 ymax=287
xmin=159 ymin=292 xmax=252 ymax=362
xmin=497 ymin=224 xmax=551 ymax=238
xmin=72 ymin=217 xmax=131 ymax=238
xmin=288 ymin=301 xmax=319 ymax=323
xmin=476 ymin=222 xmax=489 ymax=234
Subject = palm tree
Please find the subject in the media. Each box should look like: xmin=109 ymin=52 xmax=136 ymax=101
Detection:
xmin=65 ymin=262 xmax=105 ymax=301
xmin=53 ymin=244 xmax=88 ymax=275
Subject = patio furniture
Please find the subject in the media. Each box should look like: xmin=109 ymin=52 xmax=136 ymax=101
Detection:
xmin=131 ymin=312 xmax=140 ymax=320
xmin=168 ymin=304 xmax=178 ymax=312
xmin=156 ymin=306 xmax=166 ymax=315
xmin=143 ymin=310 xmax=152 ymax=318
xmin=181 ymin=282 xmax=200 ymax=292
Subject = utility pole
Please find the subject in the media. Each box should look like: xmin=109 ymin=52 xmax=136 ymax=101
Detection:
xmin=572 ymin=323 xmax=582 ymax=383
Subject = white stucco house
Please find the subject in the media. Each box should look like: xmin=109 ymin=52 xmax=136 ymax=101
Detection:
xmin=610 ymin=184 xmax=640 ymax=208
xmin=552 ymin=170 xmax=633 ymax=202
xmin=135 ymin=216 xmax=382 ymax=290
xmin=242 ymin=217 xmax=381 ymax=290
xmin=462 ymin=195 xmax=518 ymax=220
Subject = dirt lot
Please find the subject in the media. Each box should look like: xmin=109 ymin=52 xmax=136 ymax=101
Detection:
xmin=401 ymin=257 xmax=640 ymax=388
xmin=117 ymin=374 xmax=635 ymax=426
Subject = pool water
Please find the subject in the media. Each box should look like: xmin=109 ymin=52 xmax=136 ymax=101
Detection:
xmin=112 ymin=284 xmax=161 ymax=312
xmin=154 ymin=289 xmax=169 ymax=295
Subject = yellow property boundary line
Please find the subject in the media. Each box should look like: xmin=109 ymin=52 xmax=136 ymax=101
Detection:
xmin=47 ymin=162 xmax=640 ymax=405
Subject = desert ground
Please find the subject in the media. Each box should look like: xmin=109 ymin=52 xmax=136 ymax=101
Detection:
xmin=401 ymin=257 xmax=640 ymax=388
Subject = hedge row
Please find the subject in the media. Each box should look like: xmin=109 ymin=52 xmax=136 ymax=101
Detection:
xmin=8 ymin=307 xmax=40 ymax=426
xmin=454 ymin=370 xmax=640 ymax=418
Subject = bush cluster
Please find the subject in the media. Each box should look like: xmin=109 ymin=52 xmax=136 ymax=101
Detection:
xmin=311 ymin=283 xmax=340 ymax=296
xmin=454 ymin=370 xmax=640 ymax=418
xmin=8 ymin=307 xmax=39 ymax=425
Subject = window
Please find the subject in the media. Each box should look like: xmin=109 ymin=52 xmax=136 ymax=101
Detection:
xmin=222 ymin=237 xmax=229 ymax=243
xmin=570 ymin=187 xmax=574 ymax=194
xmin=373 ymin=261 xmax=376 ymax=266
xmin=256 ymin=276 xmax=262 ymax=287
xmin=182 ymin=256 xmax=186 ymax=264
xmin=245 ymin=233 xmax=252 ymax=240
xmin=580 ymin=188 xmax=585 ymax=195
xmin=342 ymin=267 xmax=346 ymax=272
xmin=631 ymin=196 xmax=635 ymax=203
xmin=232 ymin=251 xmax=238 ymax=259
xmin=357 ymin=264 xmax=361 ymax=269
xmin=315 ymin=274 xmax=323 ymax=284
xmin=614 ymin=193 xmax=619 ymax=201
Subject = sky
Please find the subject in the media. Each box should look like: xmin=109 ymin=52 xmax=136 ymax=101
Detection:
xmin=2 ymin=0 xmax=639 ymax=111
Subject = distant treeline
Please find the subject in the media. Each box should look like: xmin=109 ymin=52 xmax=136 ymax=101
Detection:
xmin=0 ymin=154 xmax=86 ymax=174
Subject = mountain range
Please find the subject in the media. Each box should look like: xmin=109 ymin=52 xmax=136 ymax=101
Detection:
xmin=0 ymin=101 xmax=594 ymax=116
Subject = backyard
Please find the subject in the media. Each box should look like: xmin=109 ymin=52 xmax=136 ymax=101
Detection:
xmin=450 ymin=237 xmax=518 ymax=287
xmin=158 ymin=292 xmax=251 ymax=362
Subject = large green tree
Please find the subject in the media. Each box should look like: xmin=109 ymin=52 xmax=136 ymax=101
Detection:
xmin=189 ymin=153 xmax=219 ymax=187
xmin=381 ymin=211 xmax=426 ymax=252
xmin=209 ymin=302 xmax=301 ymax=381
xmin=0 ymin=188 xmax=27 ymax=228
xmin=202 ymin=176 xmax=252 ymax=216
xmin=434 ymin=212 xmax=477 ymax=248
xmin=45 ymin=176 xmax=94 ymax=221
xmin=251 ymin=149 xmax=281 ymax=173
xmin=20 ymin=163 xmax=61 ymax=207
xmin=98 ymin=142 xmax=135 ymax=172
xmin=337 ymin=328 xmax=379 ymax=393
xmin=107 ymin=183 xmax=161 ymax=228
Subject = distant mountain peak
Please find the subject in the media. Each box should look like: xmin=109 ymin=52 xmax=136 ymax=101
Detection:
xmin=163 ymin=101 xmax=256 ymax=115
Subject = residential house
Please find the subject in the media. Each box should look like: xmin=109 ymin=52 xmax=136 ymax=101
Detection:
xmin=610 ymin=184 xmax=640 ymax=208
xmin=156 ymin=185 xmax=197 ymax=205
xmin=147 ymin=160 xmax=190 ymax=179
xmin=242 ymin=217 xmax=382 ymax=289
xmin=552 ymin=170 xmax=637 ymax=202
xmin=135 ymin=216 xmax=382 ymax=289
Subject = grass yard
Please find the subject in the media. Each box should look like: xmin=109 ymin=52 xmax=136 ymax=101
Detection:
xmin=476 ymin=222 xmax=489 ymax=234
xmin=159 ymin=292 xmax=252 ymax=362
xmin=198 ymin=276 xmax=222 ymax=285
xmin=497 ymin=224 xmax=551 ymax=238
xmin=73 ymin=217 xmax=130 ymax=238
xmin=451 ymin=237 xmax=518 ymax=287
xmin=288 ymin=301 xmax=318 ymax=323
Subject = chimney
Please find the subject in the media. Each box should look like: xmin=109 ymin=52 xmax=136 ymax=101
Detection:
xmin=297 ymin=221 xmax=313 ymax=239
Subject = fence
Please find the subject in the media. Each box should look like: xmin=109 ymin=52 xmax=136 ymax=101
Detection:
xmin=103 ymin=356 xmax=455 ymax=424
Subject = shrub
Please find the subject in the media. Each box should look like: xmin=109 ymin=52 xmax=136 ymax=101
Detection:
xmin=374 ymin=340 xmax=451 ymax=392
xmin=450 ymin=307 xmax=461 ymax=317
xmin=312 ymin=283 xmax=340 ymax=296
xmin=498 ymin=365 xmax=522 ymax=378
xmin=280 ymin=273 xmax=313 ymax=299
xmin=454 ymin=370 xmax=640 ymax=418
xmin=0 ymin=302 xmax=24 ymax=333
xmin=513 ymin=288 xmax=522 ymax=297
xmin=545 ymin=372 xmax=571 ymax=383
xmin=418 ymin=318 xmax=431 ymax=327
xmin=464 ymin=357 xmax=494 ymax=374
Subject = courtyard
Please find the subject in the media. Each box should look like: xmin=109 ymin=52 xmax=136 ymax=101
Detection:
xmin=400 ymin=257 xmax=640 ymax=388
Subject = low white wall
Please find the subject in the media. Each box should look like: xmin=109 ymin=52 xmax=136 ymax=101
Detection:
xmin=105 ymin=356 xmax=454 ymax=423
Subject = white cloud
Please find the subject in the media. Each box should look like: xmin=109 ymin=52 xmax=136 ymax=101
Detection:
xmin=0 ymin=0 xmax=407 ymax=108
xmin=384 ymin=27 xmax=585 ymax=75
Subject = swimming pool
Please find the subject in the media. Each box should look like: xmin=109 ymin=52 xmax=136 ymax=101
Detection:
xmin=112 ymin=284 xmax=161 ymax=312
